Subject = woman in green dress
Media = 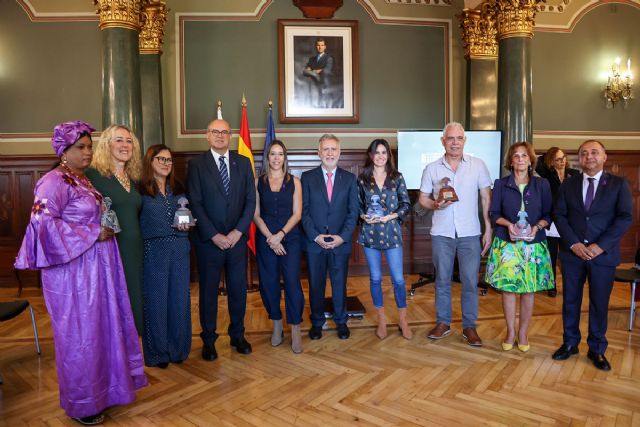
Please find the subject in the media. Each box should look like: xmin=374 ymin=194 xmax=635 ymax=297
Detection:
xmin=86 ymin=125 xmax=144 ymax=335
xmin=485 ymin=142 xmax=554 ymax=352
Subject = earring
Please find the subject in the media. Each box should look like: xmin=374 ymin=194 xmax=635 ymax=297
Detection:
xmin=62 ymin=156 xmax=68 ymax=165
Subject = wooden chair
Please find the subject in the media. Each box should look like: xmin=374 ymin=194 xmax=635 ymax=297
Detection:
xmin=613 ymin=268 xmax=640 ymax=331
xmin=0 ymin=300 xmax=41 ymax=384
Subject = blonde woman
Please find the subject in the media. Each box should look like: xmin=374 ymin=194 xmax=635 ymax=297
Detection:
xmin=86 ymin=125 xmax=144 ymax=335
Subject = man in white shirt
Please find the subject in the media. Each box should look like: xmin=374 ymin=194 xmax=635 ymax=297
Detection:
xmin=418 ymin=122 xmax=492 ymax=346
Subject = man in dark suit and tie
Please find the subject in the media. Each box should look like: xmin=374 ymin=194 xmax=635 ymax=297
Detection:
xmin=187 ymin=119 xmax=256 ymax=361
xmin=552 ymin=139 xmax=633 ymax=371
xmin=301 ymin=134 xmax=359 ymax=340
xmin=303 ymin=38 xmax=335 ymax=108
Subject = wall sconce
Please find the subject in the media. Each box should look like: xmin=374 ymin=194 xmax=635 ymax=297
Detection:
xmin=604 ymin=57 xmax=633 ymax=108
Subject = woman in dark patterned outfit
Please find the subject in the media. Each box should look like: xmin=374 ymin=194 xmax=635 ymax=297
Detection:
xmin=139 ymin=144 xmax=192 ymax=368
xmin=357 ymin=139 xmax=412 ymax=340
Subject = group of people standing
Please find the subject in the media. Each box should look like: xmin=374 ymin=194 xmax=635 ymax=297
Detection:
xmin=418 ymin=122 xmax=632 ymax=373
xmin=14 ymin=119 xmax=632 ymax=425
xmin=15 ymin=121 xmax=192 ymax=424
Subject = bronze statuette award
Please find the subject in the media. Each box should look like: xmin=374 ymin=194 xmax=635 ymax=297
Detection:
xmin=437 ymin=177 xmax=459 ymax=203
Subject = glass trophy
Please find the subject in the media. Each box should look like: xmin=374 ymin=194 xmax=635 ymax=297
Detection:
xmin=366 ymin=194 xmax=385 ymax=219
xmin=173 ymin=197 xmax=196 ymax=228
xmin=101 ymin=197 xmax=121 ymax=233
xmin=513 ymin=210 xmax=533 ymax=241
xmin=437 ymin=177 xmax=459 ymax=203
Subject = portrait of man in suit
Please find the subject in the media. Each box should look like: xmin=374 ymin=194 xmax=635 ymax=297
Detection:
xmin=552 ymin=139 xmax=633 ymax=371
xmin=301 ymin=134 xmax=358 ymax=341
xmin=186 ymin=119 xmax=256 ymax=361
xmin=295 ymin=36 xmax=344 ymax=109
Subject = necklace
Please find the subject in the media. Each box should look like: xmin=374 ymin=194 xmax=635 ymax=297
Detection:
xmin=60 ymin=163 xmax=103 ymax=203
xmin=114 ymin=170 xmax=131 ymax=191
xmin=60 ymin=163 xmax=93 ymax=188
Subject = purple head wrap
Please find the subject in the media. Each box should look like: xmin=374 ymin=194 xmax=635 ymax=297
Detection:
xmin=51 ymin=120 xmax=96 ymax=157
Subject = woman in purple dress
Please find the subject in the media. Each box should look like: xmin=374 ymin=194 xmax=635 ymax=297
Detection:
xmin=14 ymin=121 xmax=147 ymax=425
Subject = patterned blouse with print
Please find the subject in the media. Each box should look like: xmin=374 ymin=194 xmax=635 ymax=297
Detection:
xmin=357 ymin=173 xmax=410 ymax=250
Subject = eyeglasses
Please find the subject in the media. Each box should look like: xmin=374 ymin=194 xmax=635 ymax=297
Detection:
xmin=208 ymin=129 xmax=230 ymax=136
xmin=553 ymin=156 xmax=566 ymax=162
xmin=154 ymin=156 xmax=173 ymax=165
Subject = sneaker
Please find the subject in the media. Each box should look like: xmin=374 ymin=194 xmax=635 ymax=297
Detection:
xmin=462 ymin=327 xmax=483 ymax=347
xmin=427 ymin=323 xmax=451 ymax=340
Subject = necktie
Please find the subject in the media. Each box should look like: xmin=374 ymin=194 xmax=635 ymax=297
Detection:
xmin=326 ymin=172 xmax=333 ymax=202
xmin=584 ymin=177 xmax=595 ymax=211
xmin=219 ymin=156 xmax=230 ymax=196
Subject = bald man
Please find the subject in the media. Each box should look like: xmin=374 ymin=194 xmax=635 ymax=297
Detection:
xmin=187 ymin=119 xmax=256 ymax=361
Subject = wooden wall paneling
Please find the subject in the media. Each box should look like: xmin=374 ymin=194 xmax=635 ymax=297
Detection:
xmin=2 ymin=150 xmax=639 ymax=287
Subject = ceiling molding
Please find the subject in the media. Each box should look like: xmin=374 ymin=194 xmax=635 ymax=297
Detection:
xmin=535 ymin=0 xmax=640 ymax=31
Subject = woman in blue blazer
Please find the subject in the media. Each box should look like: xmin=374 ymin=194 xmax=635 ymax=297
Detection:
xmin=485 ymin=142 xmax=554 ymax=352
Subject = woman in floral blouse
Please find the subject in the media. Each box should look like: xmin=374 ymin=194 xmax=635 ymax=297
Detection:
xmin=358 ymin=139 xmax=412 ymax=340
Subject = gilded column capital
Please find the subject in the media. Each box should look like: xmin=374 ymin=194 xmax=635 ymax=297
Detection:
xmin=93 ymin=0 xmax=143 ymax=31
xmin=139 ymin=0 xmax=168 ymax=54
xmin=494 ymin=0 xmax=543 ymax=40
xmin=459 ymin=5 xmax=497 ymax=60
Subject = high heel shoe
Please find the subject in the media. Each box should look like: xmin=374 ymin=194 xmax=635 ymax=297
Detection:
xmin=375 ymin=308 xmax=387 ymax=339
xmin=375 ymin=324 xmax=387 ymax=340
xmin=517 ymin=342 xmax=530 ymax=352
xmin=397 ymin=325 xmax=413 ymax=340
xmin=397 ymin=308 xmax=412 ymax=340
xmin=501 ymin=341 xmax=514 ymax=351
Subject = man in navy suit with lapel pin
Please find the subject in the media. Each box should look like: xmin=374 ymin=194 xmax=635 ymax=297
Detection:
xmin=301 ymin=134 xmax=359 ymax=340
xmin=552 ymin=140 xmax=632 ymax=371
xmin=187 ymin=119 xmax=256 ymax=361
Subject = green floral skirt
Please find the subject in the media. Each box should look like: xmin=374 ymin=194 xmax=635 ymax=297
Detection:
xmin=485 ymin=236 xmax=554 ymax=294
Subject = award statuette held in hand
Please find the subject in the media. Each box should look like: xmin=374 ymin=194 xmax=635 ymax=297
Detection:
xmin=436 ymin=177 xmax=459 ymax=203
xmin=172 ymin=197 xmax=196 ymax=228
xmin=512 ymin=210 xmax=533 ymax=241
xmin=101 ymin=197 xmax=121 ymax=233
xmin=366 ymin=194 xmax=385 ymax=219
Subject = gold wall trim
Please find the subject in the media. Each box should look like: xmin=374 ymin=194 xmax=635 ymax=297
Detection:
xmin=384 ymin=0 xmax=452 ymax=6
xmin=139 ymin=0 xmax=168 ymax=54
xmin=94 ymin=0 xmax=143 ymax=31
xmin=536 ymin=0 xmax=640 ymax=32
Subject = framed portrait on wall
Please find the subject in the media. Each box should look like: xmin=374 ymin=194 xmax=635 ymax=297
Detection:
xmin=278 ymin=19 xmax=359 ymax=124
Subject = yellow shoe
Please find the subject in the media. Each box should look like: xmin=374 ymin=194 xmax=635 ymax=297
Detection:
xmin=517 ymin=342 xmax=530 ymax=352
xmin=501 ymin=341 xmax=514 ymax=351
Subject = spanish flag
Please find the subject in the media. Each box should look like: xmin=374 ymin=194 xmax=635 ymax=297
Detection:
xmin=238 ymin=95 xmax=256 ymax=255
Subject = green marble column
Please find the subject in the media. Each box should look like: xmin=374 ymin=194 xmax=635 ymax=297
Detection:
xmin=497 ymin=36 xmax=532 ymax=156
xmin=95 ymin=0 xmax=144 ymax=151
xmin=466 ymin=59 xmax=498 ymax=130
xmin=459 ymin=7 xmax=498 ymax=131
xmin=140 ymin=54 xmax=164 ymax=150
xmin=494 ymin=0 xmax=541 ymax=171
xmin=101 ymin=27 xmax=143 ymax=144
xmin=138 ymin=1 xmax=168 ymax=151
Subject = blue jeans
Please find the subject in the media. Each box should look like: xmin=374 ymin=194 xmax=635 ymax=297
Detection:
xmin=431 ymin=235 xmax=481 ymax=329
xmin=363 ymin=246 xmax=407 ymax=309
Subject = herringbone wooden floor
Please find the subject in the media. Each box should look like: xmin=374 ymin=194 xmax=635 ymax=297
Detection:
xmin=1 ymin=272 xmax=639 ymax=426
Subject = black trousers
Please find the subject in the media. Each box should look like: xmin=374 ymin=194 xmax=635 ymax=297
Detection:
xmin=306 ymin=250 xmax=350 ymax=327
xmin=561 ymin=255 xmax=615 ymax=354
xmin=195 ymin=236 xmax=248 ymax=345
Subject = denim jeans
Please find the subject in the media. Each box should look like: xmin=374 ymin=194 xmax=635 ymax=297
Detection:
xmin=431 ymin=235 xmax=481 ymax=328
xmin=363 ymin=246 xmax=407 ymax=309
